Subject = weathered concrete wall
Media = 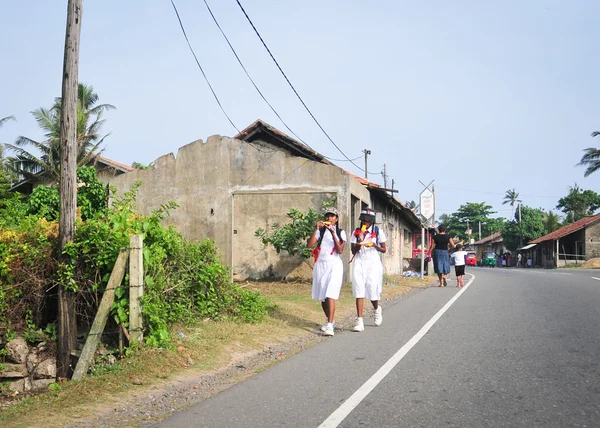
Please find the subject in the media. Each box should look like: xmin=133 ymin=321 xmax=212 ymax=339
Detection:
xmin=102 ymin=135 xmax=371 ymax=280
xmin=370 ymin=197 xmax=419 ymax=276
xmin=585 ymin=221 xmax=600 ymax=259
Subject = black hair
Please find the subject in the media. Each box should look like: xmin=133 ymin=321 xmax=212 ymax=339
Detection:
xmin=438 ymin=225 xmax=447 ymax=233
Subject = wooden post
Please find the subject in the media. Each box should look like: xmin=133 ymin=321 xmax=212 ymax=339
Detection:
xmin=72 ymin=249 xmax=129 ymax=381
xmin=129 ymin=234 xmax=144 ymax=343
xmin=57 ymin=0 xmax=83 ymax=380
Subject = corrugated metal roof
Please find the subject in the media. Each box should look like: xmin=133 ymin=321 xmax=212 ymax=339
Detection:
xmin=518 ymin=243 xmax=537 ymax=250
xmin=529 ymin=213 xmax=600 ymax=244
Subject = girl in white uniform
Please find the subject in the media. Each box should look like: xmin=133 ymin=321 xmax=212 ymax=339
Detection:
xmin=350 ymin=209 xmax=387 ymax=332
xmin=307 ymin=207 xmax=346 ymax=336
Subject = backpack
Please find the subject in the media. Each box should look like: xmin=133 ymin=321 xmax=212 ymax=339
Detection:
xmin=312 ymin=226 xmax=344 ymax=262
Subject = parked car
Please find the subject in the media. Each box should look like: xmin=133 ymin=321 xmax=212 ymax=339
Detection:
xmin=466 ymin=253 xmax=477 ymax=266
xmin=481 ymin=251 xmax=496 ymax=267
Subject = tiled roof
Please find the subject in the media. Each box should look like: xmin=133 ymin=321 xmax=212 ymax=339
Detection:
xmin=529 ymin=213 xmax=600 ymax=244
xmin=95 ymin=155 xmax=134 ymax=172
xmin=472 ymin=231 xmax=503 ymax=245
xmin=234 ymin=119 xmax=329 ymax=165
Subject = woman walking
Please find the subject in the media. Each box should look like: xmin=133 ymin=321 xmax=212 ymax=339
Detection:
xmin=430 ymin=225 xmax=455 ymax=287
xmin=307 ymin=207 xmax=346 ymax=336
xmin=350 ymin=209 xmax=387 ymax=332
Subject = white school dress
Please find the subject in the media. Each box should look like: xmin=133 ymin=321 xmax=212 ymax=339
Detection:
xmin=351 ymin=226 xmax=387 ymax=301
xmin=312 ymin=228 xmax=347 ymax=301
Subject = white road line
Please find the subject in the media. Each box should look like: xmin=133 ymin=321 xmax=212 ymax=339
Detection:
xmin=317 ymin=273 xmax=476 ymax=428
xmin=591 ymin=277 xmax=600 ymax=281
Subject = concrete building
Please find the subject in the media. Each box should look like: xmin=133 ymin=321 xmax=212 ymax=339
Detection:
xmin=472 ymin=232 xmax=505 ymax=262
xmin=528 ymin=213 xmax=600 ymax=267
xmin=103 ymin=120 xmax=422 ymax=280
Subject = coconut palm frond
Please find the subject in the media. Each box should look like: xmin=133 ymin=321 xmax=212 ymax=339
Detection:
xmin=12 ymin=84 xmax=114 ymax=183
xmin=577 ymin=147 xmax=600 ymax=177
xmin=0 ymin=115 xmax=16 ymax=128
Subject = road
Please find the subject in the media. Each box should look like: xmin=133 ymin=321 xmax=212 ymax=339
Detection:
xmin=156 ymin=268 xmax=600 ymax=428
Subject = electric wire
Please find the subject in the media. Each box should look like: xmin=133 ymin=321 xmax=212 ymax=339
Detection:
xmin=204 ymin=0 xmax=364 ymax=165
xmin=170 ymin=0 xmax=240 ymax=133
xmin=202 ymin=0 xmax=315 ymax=151
xmin=234 ymin=0 xmax=366 ymax=173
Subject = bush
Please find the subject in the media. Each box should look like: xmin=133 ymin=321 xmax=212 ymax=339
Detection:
xmin=0 ymin=173 xmax=269 ymax=349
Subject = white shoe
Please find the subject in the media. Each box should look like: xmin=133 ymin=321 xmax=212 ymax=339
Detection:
xmin=322 ymin=323 xmax=335 ymax=336
xmin=320 ymin=321 xmax=335 ymax=332
xmin=374 ymin=307 xmax=383 ymax=326
xmin=352 ymin=318 xmax=364 ymax=332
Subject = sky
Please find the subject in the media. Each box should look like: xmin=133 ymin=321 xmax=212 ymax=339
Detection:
xmin=1 ymin=0 xmax=599 ymax=223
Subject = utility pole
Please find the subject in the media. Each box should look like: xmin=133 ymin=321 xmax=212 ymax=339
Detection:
xmin=362 ymin=149 xmax=371 ymax=179
xmin=518 ymin=202 xmax=523 ymax=248
xmin=382 ymin=164 xmax=388 ymax=189
xmin=57 ymin=0 xmax=83 ymax=379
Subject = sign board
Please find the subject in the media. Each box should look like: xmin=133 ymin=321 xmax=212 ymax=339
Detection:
xmin=419 ymin=188 xmax=435 ymax=221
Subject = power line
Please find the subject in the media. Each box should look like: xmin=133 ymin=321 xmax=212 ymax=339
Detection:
xmin=234 ymin=0 xmax=366 ymax=173
xmin=435 ymin=184 xmax=562 ymax=199
xmin=170 ymin=0 xmax=240 ymax=133
xmin=202 ymin=0 xmax=316 ymax=151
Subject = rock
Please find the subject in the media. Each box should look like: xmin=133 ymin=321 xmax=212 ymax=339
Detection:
xmin=31 ymin=379 xmax=55 ymax=392
xmin=34 ymin=358 xmax=57 ymax=379
xmin=9 ymin=377 xmax=31 ymax=393
xmin=6 ymin=337 xmax=29 ymax=364
xmin=0 ymin=363 xmax=27 ymax=378
xmin=26 ymin=351 xmax=39 ymax=373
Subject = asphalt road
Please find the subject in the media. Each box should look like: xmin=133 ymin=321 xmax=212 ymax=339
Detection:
xmin=156 ymin=267 xmax=600 ymax=428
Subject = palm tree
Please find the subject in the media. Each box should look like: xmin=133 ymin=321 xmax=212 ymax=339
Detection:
xmin=578 ymin=132 xmax=600 ymax=177
xmin=0 ymin=116 xmax=17 ymax=182
xmin=4 ymin=84 xmax=115 ymax=182
xmin=542 ymin=210 xmax=561 ymax=235
xmin=0 ymin=115 xmax=16 ymax=128
xmin=502 ymin=188 xmax=520 ymax=219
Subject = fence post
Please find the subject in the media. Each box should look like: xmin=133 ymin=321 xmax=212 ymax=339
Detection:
xmin=72 ymin=248 xmax=129 ymax=380
xmin=129 ymin=234 xmax=144 ymax=343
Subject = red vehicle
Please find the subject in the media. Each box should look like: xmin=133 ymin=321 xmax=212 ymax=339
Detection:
xmin=412 ymin=232 xmax=433 ymax=258
xmin=465 ymin=252 xmax=477 ymax=266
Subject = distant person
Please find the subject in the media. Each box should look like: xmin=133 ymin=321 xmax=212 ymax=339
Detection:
xmin=527 ymin=256 xmax=532 ymax=268
xmin=429 ymin=225 xmax=456 ymax=287
xmin=307 ymin=207 xmax=346 ymax=336
xmin=517 ymin=253 xmax=522 ymax=267
xmin=350 ymin=209 xmax=387 ymax=332
xmin=451 ymin=244 xmax=468 ymax=287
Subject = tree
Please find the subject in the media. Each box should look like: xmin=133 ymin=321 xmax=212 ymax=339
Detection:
xmin=556 ymin=183 xmax=600 ymax=223
xmin=437 ymin=202 xmax=499 ymax=240
xmin=502 ymin=205 xmax=545 ymax=250
xmin=502 ymin=188 xmax=520 ymax=218
xmin=542 ymin=210 xmax=561 ymax=235
xmin=0 ymin=115 xmax=16 ymax=128
xmin=132 ymin=161 xmax=153 ymax=170
xmin=577 ymin=131 xmax=600 ymax=177
xmin=405 ymin=200 xmax=416 ymax=211
xmin=4 ymin=84 xmax=115 ymax=182
xmin=255 ymin=199 xmax=336 ymax=261
xmin=0 ymin=116 xmax=18 ymax=186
